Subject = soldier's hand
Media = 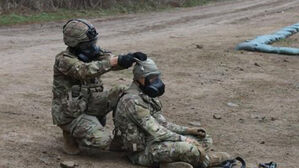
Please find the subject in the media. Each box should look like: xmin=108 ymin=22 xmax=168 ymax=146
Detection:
xmin=186 ymin=127 xmax=207 ymax=139
xmin=132 ymin=52 xmax=147 ymax=61
xmin=185 ymin=137 xmax=201 ymax=146
xmin=117 ymin=54 xmax=135 ymax=68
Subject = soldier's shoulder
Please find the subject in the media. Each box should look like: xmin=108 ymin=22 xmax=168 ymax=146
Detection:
xmin=56 ymin=50 xmax=76 ymax=59
xmin=55 ymin=50 xmax=79 ymax=66
xmin=121 ymin=92 xmax=147 ymax=109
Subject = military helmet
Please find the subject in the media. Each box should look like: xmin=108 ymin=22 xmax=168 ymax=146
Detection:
xmin=133 ymin=58 xmax=161 ymax=80
xmin=63 ymin=19 xmax=98 ymax=47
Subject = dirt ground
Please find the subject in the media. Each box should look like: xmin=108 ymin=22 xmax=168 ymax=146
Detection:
xmin=0 ymin=0 xmax=299 ymax=167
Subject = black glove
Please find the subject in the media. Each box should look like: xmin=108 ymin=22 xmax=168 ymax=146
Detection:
xmin=118 ymin=52 xmax=147 ymax=68
xmin=132 ymin=52 xmax=147 ymax=61
xmin=118 ymin=53 xmax=134 ymax=68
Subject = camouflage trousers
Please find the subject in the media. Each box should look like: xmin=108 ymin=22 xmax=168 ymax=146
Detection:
xmin=128 ymin=141 xmax=202 ymax=167
xmin=128 ymin=136 xmax=212 ymax=167
xmin=60 ymin=86 xmax=125 ymax=149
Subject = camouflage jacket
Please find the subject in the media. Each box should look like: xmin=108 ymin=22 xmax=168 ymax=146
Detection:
xmin=51 ymin=48 xmax=120 ymax=125
xmin=114 ymin=82 xmax=189 ymax=153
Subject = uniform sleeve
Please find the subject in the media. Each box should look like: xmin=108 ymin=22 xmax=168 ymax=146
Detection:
xmin=125 ymin=99 xmax=183 ymax=142
xmin=152 ymin=112 xmax=189 ymax=135
xmin=98 ymin=53 xmax=126 ymax=71
xmin=55 ymin=54 xmax=112 ymax=81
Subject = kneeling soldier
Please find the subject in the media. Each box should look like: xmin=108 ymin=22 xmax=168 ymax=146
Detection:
xmin=51 ymin=19 xmax=147 ymax=155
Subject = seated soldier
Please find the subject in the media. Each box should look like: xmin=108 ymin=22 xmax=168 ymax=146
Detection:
xmin=113 ymin=58 xmax=232 ymax=168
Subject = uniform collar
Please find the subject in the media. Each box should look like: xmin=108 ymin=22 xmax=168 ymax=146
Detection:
xmin=127 ymin=82 xmax=156 ymax=103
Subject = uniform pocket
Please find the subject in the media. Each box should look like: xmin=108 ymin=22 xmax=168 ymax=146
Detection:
xmin=66 ymin=95 xmax=87 ymax=118
xmin=122 ymin=123 xmax=146 ymax=152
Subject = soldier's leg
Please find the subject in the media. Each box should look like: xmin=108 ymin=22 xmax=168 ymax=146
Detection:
xmin=128 ymin=141 xmax=204 ymax=167
xmin=61 ymin=114 xmax=112 ymax=150
xmin=129 ymin=141 xmax=231 ymax=168
xmin=186 ymin=134 xmax=213 ymax=151
xmin=86 ymin=85 xmax=126 ymax=117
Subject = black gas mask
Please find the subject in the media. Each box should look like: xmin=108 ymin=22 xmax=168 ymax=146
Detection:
xmin=67 ymin=19 xmax=101 ymax=62
xmin=76 ymin=38 xmax=101 ymax=62
xmin=140 ymin=75 xmax=165 ymax=98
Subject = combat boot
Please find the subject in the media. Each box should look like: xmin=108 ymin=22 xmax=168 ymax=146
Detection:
xmin=207 ymin=152 xmax=232 ymax=167
xmin=63 ymin=131 xmax=80 ymax=155
xmin=160 ymin=162 xmax=193 ymax=168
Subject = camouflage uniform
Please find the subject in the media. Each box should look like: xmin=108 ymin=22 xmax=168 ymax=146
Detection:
xmin=52 ymin=48 xmax=125 ymax=149
xmin=114 ymin=82 xmax=212 ymax=167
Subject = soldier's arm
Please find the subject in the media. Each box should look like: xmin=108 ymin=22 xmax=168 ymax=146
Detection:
xmin=125 ymin=99 xmax=185 ymax=142
xmin=56 ymin=54 xmax=113 ymax=81
xmin=152 ymin=111 xmax=189 ymax=135
xmin=99 ymin=53 xmax=127 ymax=71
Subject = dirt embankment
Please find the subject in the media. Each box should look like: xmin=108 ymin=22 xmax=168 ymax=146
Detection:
xmin=0 ymin=0 xmax=299 ymax=168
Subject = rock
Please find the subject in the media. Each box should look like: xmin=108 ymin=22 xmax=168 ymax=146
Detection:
xmin=195 ymin=44 xmax=203 ymax=49
xmin=260 ymin=141 xmax=265 ymax=144
xmin=60 ymin=161 xmax=76 ymax=168
xmin=189 ymin=121 xmax=201 ymax=127
xmin=254 ymin=62 xmax=261 ymax=67
xmin=239 ymin=118 xmax=245 ymax=123
xmin=227 ymin=102 xmax=239 ymax=107
xmin=213 ymin=114 xmax=222 ymax=120
xmin=39 ymin=157 xmax=49 ymax=165
xmin=237 ymin=67 xmax=244 ymax=71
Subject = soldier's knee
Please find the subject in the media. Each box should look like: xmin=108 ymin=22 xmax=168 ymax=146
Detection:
xmin=108 ymin=85 xmax=127 ymax=105
xmin=176 ymin=142 xmax=201 ymax=158
xmin=81 ymin=128 xmax=112 ymax=150
xmin=110 ymin=85 xmax=126 ymax=95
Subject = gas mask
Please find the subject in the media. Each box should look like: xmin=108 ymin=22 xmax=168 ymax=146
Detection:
xmin=65 ymin=19 xmax=101 ymax=62
xmin=76 ymin=39 xmax=101 ymax=62
xmin=140 ymin=75 xmax=165 ymax=98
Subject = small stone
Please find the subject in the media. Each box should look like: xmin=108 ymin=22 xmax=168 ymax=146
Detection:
xmin=189 ymin=121 xmax=201 ymax=127
xmin=271 ymin=117 xmax=277 ymax=121
xmin=227 ymin=102 xmax=239 ymax=107
xmin=195 ymin=44 xmax=203 ymax=49
xmin=239 ymin=118 xmax=245 ymax=123
xmin=254 ymin=62 xmax=261 ymax=67
xmin=260 ymin=141 xmax=265 ymax=144
xmin=283 ymin=59 xmax=289 ymax=62
xmin=60 ymin=161 xmax=76 ymax=168
xmin=213 ymin=114 xmax=222 ymax=120
xmin=39 ymin=157 xmax=49 ymax=165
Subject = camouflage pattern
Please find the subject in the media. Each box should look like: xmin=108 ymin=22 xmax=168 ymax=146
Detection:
xmin=133 ymin=58 xmax=161 ymax=80
xmin=60 ymin=114 xmax=111 ymax=149
xmin=52 ymin=48 xmax=125 ymax=149
xmin=113 ymin=82 xmax=212 ymax=167
xmin=129 ymin=141 xmax=201 ymax=167
xmin=63 ymin=19 xmax=97 ymax=47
